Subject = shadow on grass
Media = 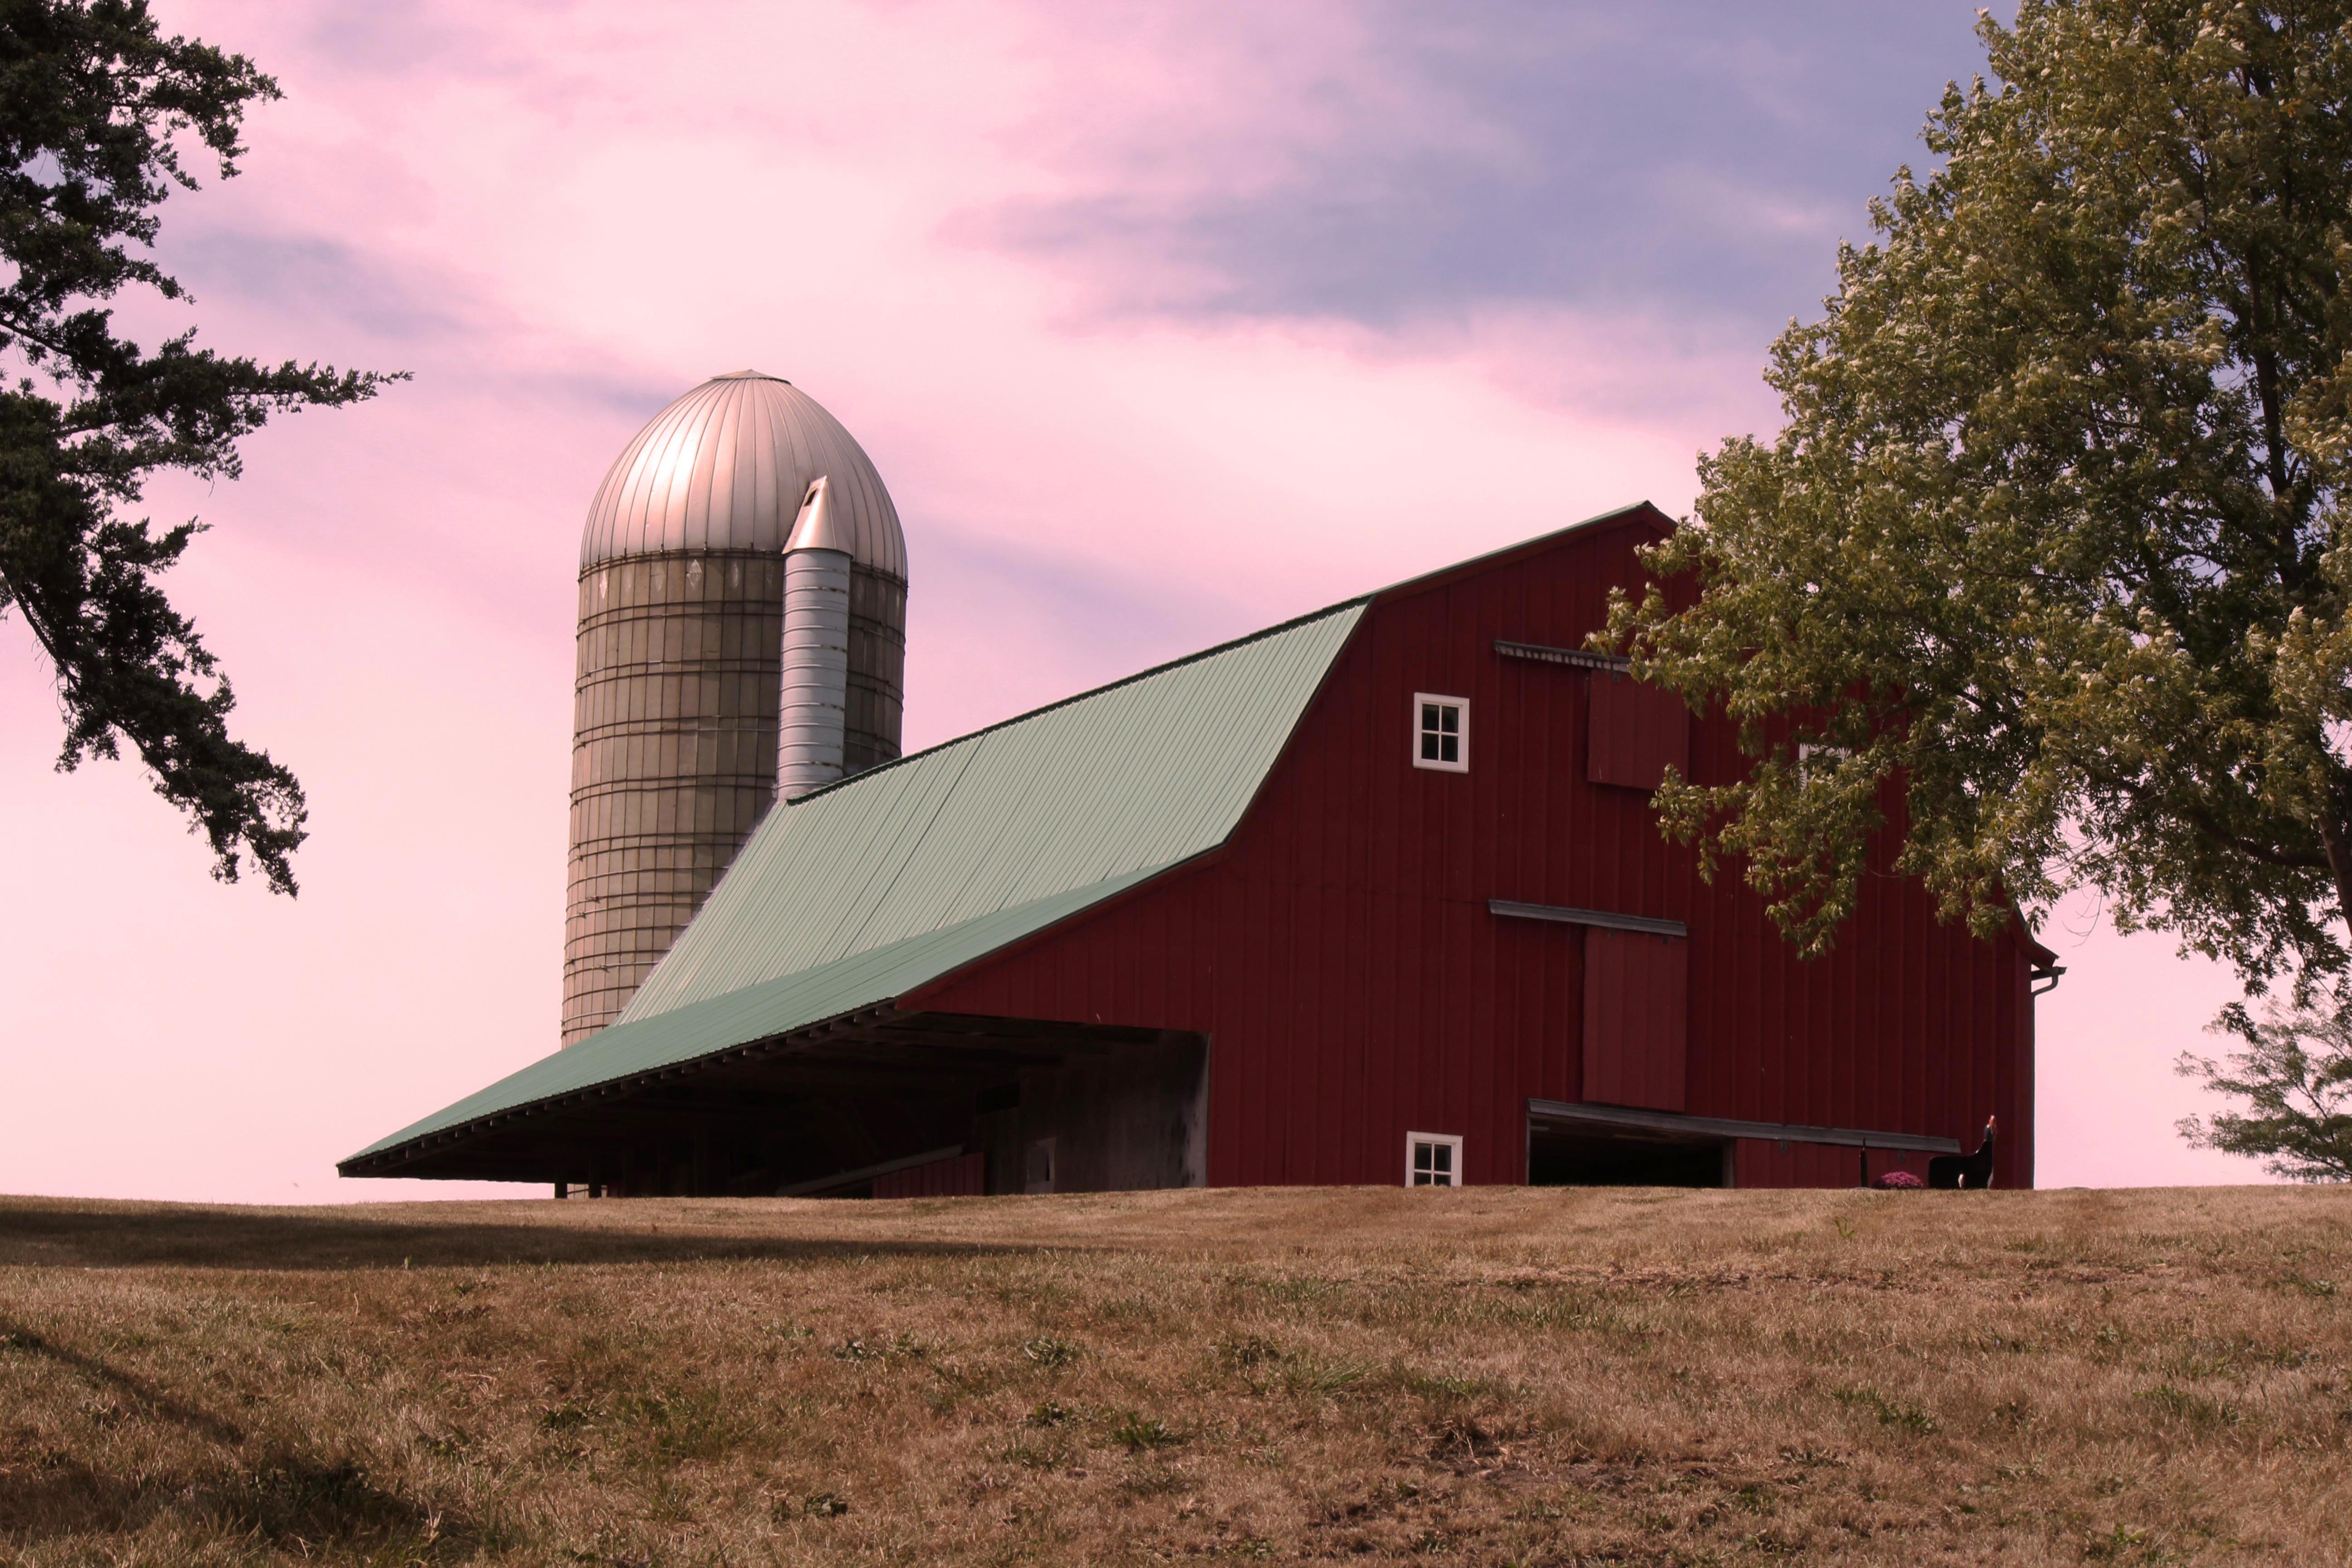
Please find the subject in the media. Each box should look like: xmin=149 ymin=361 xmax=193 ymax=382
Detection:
xmin=0 ymin=1324 xmax=245 ymax=1443
xmin=0 ymin=1328 xmax=464 ymax=1556
xmin=0 ymin=1201 xmax=1045 ymax=1271
xmin=0 ymin=1451 xmax=464 ymax=1558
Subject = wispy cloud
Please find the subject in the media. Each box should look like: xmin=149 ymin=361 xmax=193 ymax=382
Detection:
xmin=963 ymin=1 xmax=1988 ymax=339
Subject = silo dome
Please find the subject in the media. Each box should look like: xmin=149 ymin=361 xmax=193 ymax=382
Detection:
xmin=580 ymin=370 xmax=906 ymax=579
xmin=564 ymin=371 xmax=910 ymax=1045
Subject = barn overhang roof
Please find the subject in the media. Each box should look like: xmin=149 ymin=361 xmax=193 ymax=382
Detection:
xmin=340 ymin=996 xmax=1173 ymax=1183
xmin=343 ymin=596 xmax=1369 ymax=1177
xmin=340 ymin=879 xmax=1170 ymax=1178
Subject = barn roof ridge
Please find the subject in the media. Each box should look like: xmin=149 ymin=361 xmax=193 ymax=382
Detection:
xmin=1368 ymin=500 xmax=1672 ymax=606
xmin=784 ymin=593 xmax=1375 ymax=810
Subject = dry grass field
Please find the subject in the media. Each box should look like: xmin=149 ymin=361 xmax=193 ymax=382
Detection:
xmin=1 ymin=1185 xmax=2348 ymax=1566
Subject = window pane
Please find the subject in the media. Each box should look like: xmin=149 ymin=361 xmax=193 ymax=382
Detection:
xmin=1421 ymin=734 xmax=1439 ymax=760
xmin=1440 ymin=707 xmax=1459 ymax=734
xmin=1421 ymin=703 xmax=1439 ymax=731
xmin=1433 ymin=1145 xmax=1452 ymax=1175
xmin=1440 ymin=736 xmax=1458 ymax=763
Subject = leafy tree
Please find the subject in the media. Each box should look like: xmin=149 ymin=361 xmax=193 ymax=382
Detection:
xmin=2178 ymin=998 xmax=2352 ymax=1179
xmin=1607 ymin=0 xmax=2352 ymax=989
xmin=0 ymin=0 xmax=396 ymax=895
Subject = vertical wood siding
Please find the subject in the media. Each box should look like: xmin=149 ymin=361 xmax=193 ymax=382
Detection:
xmin=908 ymin=511 xmax=2039 ymax=1190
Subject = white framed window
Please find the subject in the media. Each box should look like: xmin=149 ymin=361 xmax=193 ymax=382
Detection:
xmin=1413 ymin=694 xmax=1468 ymax=772
xmin=1406 ymin=1132 xmax=1463 ymax=1186
xmin=1795 ymin=741 xmax=1847 ymax=782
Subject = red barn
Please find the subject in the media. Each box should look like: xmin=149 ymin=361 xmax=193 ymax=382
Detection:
xmin=344 ymin=506 xmax=2050 ymax=1195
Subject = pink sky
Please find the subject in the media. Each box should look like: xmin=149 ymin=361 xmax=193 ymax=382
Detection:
xmin=0 ymin=1 xmax=2277 ymax=1200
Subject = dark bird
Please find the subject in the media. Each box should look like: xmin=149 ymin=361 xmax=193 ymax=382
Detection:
xmin=1927 ymin=1116 xmax=1996 ymax=1189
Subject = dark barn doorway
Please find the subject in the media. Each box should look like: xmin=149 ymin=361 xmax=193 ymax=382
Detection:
xmin=1527 ymin=1122 xmax=1731 ymax=1188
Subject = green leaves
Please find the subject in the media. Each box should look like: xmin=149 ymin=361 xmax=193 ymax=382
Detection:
xmin=2178 ymin=996 xmax=2352 ymax=1180
xmin=0 ymin=1 xmax=399 ymax=894
xmin=1612 ymin=0 xmax=2352 ymax=983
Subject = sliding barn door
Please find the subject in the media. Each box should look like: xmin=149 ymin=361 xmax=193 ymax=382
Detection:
xmin=1582 ymin=927 xmax=1689 ymax=1111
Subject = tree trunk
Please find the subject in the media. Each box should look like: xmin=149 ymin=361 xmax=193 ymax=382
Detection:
xmin=2317 ymin=809 xmax=2352 ymax=951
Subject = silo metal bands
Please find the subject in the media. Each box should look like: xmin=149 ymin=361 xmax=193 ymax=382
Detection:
xmin=564 ymin=373 xmax=907 ymax=1044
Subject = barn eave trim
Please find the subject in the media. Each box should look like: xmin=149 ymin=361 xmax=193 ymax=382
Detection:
xmin=1492 ymin=638 xmax=1631 ymax=673
xmin=1489 ymin=899 xmax=1686 ymax=939
xmin=1528 ymin=1098 xmax=1963 ymax=1154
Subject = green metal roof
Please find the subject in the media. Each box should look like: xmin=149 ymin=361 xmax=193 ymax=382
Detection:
xmin=347 ymin=597 xmax=1367 ymax=1166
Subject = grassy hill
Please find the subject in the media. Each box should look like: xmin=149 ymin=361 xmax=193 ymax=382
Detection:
xmin=1 ymin=1185 xmax=2347 ymax=1565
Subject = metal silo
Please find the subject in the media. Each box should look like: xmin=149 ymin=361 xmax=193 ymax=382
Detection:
xmin=565 ymin=372 xmax=908 ymax=1044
